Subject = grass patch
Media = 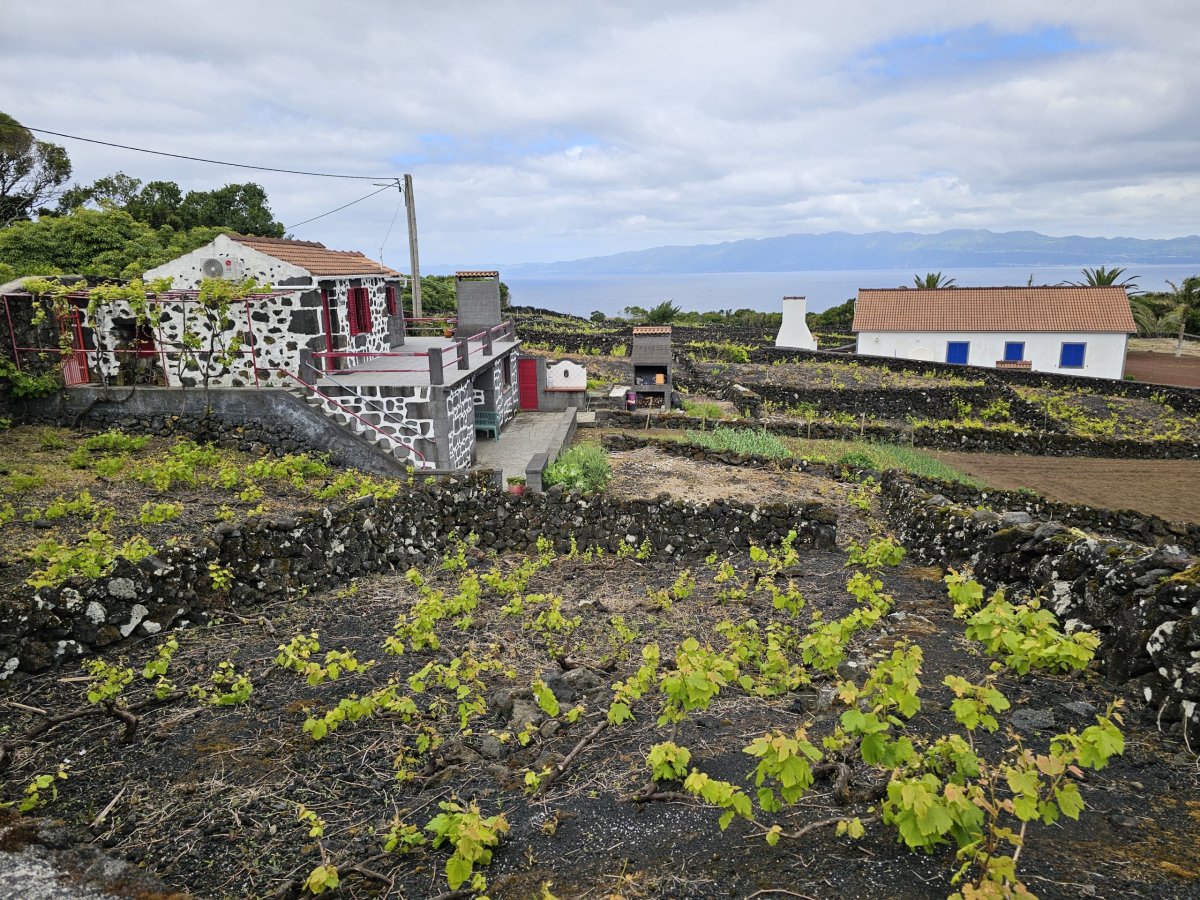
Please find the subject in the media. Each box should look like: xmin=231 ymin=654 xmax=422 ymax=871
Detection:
xmin=684 ymin=426 xmax=792 ymax=459
xmin=544 ymin=442 xmax=612 ymax=493
xmin=682 ymin=400 xmax=727 ymax=421
xmin=783 ymin=437 xmax=983 ymax=485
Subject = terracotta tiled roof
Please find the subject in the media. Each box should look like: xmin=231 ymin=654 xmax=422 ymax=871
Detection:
xmin=632 ymin=326 xmax=672 ymax=335
xmin=456 ymin=271 xmax=499 ymax=278
xmin=229 ymin=235 xmax=401 ymax=277
xmin=852 ymin=286 xmax=1136 ymax=334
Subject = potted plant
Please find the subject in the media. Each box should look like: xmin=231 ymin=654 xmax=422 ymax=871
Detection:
xmin=506 ymin=475 xmax=526 ymax=496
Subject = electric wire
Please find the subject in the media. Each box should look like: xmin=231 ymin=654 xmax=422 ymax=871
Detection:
xmin=0 ymin=122 xmax=398 ymax=181
xmin=377 ymin=186 xmax=405 ymax=265
xmin=285 ymin=183 xmax=397 ymax=230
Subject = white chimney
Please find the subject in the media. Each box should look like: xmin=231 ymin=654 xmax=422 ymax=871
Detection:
xmin=775 ymin=296 xmax=817 ymax=350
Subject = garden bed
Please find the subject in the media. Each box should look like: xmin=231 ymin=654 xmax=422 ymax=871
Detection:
xmin=0 ymin=425 xmax=403 ymax=598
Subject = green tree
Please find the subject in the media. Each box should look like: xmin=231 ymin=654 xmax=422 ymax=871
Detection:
xmin=177 ymin=183 xmax=283 ymax=236
xmin=56 ymin=174 xmax=283 ymax=236
xmin=56 ymin=171 xmax=143 ymax=213
xmin=806 ymin=298 xmax=855 ymax=335
xmin=645 ymin=300 xmax=681 ymax=324
xmin=0 ymin=207 xmax=222 ymax=278
xmin=913 ymin=272 xmax=955 ymax=289
xmin=0 ymin=113 xmax=72 ymax=226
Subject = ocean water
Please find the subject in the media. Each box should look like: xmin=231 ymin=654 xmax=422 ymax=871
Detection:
xmin=504 ymin=264 xmax=1200 ymax=318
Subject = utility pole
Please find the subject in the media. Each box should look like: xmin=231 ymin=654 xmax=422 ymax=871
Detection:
xmin=403 ymin=174 xmax=422 ymax=319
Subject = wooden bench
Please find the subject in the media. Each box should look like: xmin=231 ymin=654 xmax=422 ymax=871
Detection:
xmin=474 ymin=410 xmax=500 ymax=439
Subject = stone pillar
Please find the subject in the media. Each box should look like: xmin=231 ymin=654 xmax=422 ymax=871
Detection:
xmin=428 ymin=348 xmax=444 ymax=385
xmin=457 ymin=340 xmax=469 ymax=370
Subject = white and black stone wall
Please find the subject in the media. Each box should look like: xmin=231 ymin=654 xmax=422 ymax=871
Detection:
xmin=443 ymin=382 xmax=476 ymax=470
xmin=318 ymin=383 xmax=437 ymax=469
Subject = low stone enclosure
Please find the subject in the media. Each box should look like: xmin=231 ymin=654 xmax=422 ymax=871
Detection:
xmin=1 ymin=474 xmax=835 ymax=680
xmin=593 ymin=405 xmax=1200 ymax=459
xmin=599 ymin=431 xmax=1200 ymax=553
xmin=883 ymin=474 xmax=1200 ymax=745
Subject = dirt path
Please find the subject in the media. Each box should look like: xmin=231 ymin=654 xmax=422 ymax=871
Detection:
xmin=933 ymin=452 xmax=1200 ymax=523
xmin=1124 ymin=350 xmax=1200 ymax=388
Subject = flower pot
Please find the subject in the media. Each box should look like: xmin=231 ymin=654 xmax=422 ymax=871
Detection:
xmin=508 ymin=483 xmax=525 ymax=496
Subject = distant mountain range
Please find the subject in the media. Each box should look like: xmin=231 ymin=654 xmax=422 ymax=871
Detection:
xmin=507 ymin=229 xmax=1200 ymax=275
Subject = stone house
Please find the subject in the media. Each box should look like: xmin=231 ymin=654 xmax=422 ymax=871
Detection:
xmin=852 ymin=286 xmax=1137 ymax=380
xmin=1 ymin=236 xmax=521 ymax=472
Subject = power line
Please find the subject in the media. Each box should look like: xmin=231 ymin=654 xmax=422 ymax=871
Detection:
xmin=0 ymin=122 xmax=398 ymax=181
xmin=286 ymin=183 xmax=398 ymax=230
xmin=378 ymin=186 xmax=405 ymax=266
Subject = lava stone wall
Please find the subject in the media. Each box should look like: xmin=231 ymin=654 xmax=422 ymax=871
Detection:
xmin=897 ymin=474 xmax=1200 ymax=554
xmin=590 ymin=409 xmax=1200 ymax=459
xmin=0 ymin=475 xmax=834 ymax=679
xmin=881 ymin=476 xmax=1200 ymax=744
xmin=730 ymin=382 xmax=1005 ymax=422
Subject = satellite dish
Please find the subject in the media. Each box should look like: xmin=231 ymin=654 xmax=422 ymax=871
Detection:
xmin=201 ymin=258 xmax=225 ymax=278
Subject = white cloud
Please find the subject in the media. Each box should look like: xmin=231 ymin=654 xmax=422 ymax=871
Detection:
xmin=2 ymin=0 xmax=1199 ymax=267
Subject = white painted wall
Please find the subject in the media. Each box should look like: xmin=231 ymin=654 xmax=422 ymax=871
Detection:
xmin=545 ymin=359 xmax=587 ymax=390
xmin=855 ymin=331 xmax=1130 ymax=380
xmin=144 ymin=233 xmax=311 ymax=288
xmin=775 ymin=296 xmax=817 ymax=350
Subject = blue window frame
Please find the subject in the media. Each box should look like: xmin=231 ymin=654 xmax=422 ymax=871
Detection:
xmin=1059 ymin=342 xmax=1086 ymax=369
xmin=946 ymin=341 xmax=970 ymax=365
xmin=1003 ymin=341 xmax=1025 ymax=362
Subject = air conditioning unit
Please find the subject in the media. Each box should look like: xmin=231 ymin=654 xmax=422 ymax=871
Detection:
xmin=200 ymin=257 xmax=243 ymax=280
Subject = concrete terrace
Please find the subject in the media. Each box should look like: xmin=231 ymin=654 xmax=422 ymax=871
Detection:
xmin=471 ymin=410 xmax=567 ymax=482
xmin=312 ymin=336 xmax=520 ymax=388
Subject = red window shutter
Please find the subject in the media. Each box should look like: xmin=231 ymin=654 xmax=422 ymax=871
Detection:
xmin=347 ymin=287 xmax=361 ymax=335
xmin=386 ymin=285 xmax=396 ymax=316
xmin=359 ymin=287 xmax=373 ymax=334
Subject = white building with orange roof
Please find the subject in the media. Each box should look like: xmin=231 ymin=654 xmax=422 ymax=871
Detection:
xmin=851 ymin=286 xmax=1136 ymax=380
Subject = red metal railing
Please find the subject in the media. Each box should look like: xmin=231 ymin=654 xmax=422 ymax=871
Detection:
xmin=277 ymin=368 xmax=426 ymax=464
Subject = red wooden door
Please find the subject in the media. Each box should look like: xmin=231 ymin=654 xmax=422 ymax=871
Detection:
xmin=517 ymin=358 xmax=539 ymax=410
xmin=58 ymin=311 xmax=90 ymax=386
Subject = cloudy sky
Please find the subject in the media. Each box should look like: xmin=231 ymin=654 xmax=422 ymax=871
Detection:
xmin=3 ymin=1 xmax=1198 ymax=269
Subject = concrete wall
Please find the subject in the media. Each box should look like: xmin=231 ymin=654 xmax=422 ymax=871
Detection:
xmin=857 ymin=330 xmax=1129 ymax=380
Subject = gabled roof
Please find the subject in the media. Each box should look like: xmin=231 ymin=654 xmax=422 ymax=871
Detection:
xmin=228 ymin=234 xmax=401 ymax=277
xmin=852 ymin=286 xmax=1136 ymax=334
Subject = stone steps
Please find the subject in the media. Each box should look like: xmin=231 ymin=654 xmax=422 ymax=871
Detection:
xmin=282 ymin=383 xmax=412 ymax=461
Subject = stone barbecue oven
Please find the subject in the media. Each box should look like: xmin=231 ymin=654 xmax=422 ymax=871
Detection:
xmin=631 ymin=325 xmax=672 ymax=403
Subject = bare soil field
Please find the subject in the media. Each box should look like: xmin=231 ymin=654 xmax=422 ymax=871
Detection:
xmin=932 ymin=452 xmax=1200 ymax=524
xmin=1124 ymin=350 xmax=1200 ymax=388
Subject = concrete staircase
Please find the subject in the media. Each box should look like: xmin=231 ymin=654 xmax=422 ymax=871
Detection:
xmin=280 ymin=383 xmax=428 ymax=469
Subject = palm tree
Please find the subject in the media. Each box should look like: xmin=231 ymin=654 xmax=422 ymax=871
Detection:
xmin=1074 ymin=266 xmax=1139 ymax=290
xmin=1165 ymin=276 xmax=1200 ymax=357
xmin=913 ymin=272 xmax=955 ymax=289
